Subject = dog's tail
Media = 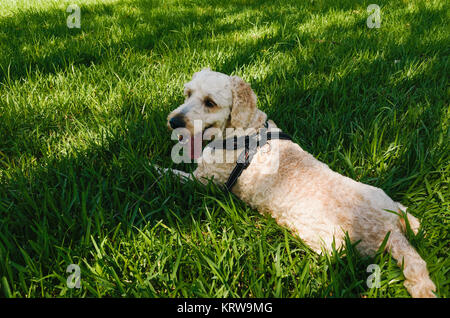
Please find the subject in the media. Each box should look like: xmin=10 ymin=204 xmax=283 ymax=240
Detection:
xmin=387 ymin=230 xmax=436 ymax=297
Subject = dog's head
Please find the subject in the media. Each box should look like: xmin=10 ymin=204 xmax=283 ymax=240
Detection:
xmin=167 ymin=68 xmax=264 ymax=155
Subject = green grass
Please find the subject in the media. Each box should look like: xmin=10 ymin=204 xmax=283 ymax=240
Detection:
xmin=0 ymin=0 xmax=448 ymax=298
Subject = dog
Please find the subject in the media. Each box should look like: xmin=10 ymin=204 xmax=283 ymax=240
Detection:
xmin=161 ymin=68 xmax=436 ymax=298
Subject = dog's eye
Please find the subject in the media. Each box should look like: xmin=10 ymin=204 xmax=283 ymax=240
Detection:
xmin=204 ymin=98 xmax=216 ymax=108
xmin=186 ymin=90 xmax=192 ymax=98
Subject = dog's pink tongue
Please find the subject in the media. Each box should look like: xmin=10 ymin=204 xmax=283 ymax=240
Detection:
xmin=188 ymin=133 xmax=202 ymax=160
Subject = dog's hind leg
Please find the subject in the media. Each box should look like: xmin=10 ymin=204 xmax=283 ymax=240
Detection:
xmin=396 ymin=203 xmax=420 ymax=235
xmin=387 ymin=231 xmax=436 ymax=298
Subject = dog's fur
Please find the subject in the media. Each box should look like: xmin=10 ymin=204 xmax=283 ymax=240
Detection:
xmin=164 ymin=68 xmax=436 ymax=298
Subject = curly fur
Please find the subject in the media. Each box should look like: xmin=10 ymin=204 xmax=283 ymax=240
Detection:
xmin=164 ymin=69 xmax=437 ymax=298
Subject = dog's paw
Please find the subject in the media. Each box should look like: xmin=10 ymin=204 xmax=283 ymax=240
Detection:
xmin=152 ymin=164 xmax=169 ymax=176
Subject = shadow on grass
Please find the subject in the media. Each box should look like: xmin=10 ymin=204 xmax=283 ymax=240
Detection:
xmin=0 ymin=0 xmax=295 ymax=82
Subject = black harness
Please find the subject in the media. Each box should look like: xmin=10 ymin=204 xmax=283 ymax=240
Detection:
xmin=205 ymin=122 xmax=293 ymax=191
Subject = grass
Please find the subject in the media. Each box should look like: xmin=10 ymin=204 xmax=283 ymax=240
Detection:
xmin=0 ymin=0 xmax=448 ymax=298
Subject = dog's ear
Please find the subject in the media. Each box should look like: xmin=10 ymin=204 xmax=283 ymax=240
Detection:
xmin=230 ymin=75 xmax=257 ymax=128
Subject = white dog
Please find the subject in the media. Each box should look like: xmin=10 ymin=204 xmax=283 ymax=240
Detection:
xmin=162 ymin=68 xmax=436 ymax=298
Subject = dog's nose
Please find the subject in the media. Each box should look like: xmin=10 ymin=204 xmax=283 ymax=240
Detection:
xmin=169 ymin=115 xmax=186 ymax=129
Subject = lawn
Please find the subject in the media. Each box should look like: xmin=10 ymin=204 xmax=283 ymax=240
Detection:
xmin=0 ymin=0 xmax=448 ymax=298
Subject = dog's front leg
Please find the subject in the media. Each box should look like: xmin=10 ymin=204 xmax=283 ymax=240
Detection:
xmin=154 ymin=165 xmax=194 ymax=182
xmin=167 ymin=168 xmax=194 ymax=182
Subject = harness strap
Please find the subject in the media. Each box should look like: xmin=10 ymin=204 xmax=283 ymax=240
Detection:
xmin=224 ymin=129 xmax=292 ymax=191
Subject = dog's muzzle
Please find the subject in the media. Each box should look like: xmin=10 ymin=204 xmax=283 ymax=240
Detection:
xmin=169 ymin=115 xmax=186 ymax=129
